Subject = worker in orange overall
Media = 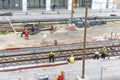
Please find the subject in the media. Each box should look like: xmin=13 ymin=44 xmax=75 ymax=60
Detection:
xmin=59 ymin=70 xmax=65 ymax=80
xmin=24 ymin=27 xmax=29 ymax=40
xmin=56 ymin=70 xmax=65 ymax=80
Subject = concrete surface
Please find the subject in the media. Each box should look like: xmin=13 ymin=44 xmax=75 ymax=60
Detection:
xmin=0 ymin=22 xmax=120 ymax=50
xmin=0 ymin=57 xmax=119 ymax=80
xmin=0 ymin=8 xmax=120 ymax=22
xmin=0 ymin=8 xmax=120 ymax=80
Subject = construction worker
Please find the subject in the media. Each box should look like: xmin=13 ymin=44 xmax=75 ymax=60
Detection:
xmin=42 ymin=34 xmax=47 ymax=43
xmin=69 ymin=54 xmax=75 ymax=63
xmin=103 ymin=46 xmax=107 ymax=54
xmin=102 ymin=46 xmax=107 ymax=59
xmin=94 ymin=51 xmax=99 ymax=60
xmin=24 ymin=27 xmax=29 ymax=40
xmin=59 ymin=70 xmax=65 ymax=80
xmin=31 ymin=24 xmax=35 ymax=35
xmin=49 ymin=52 xmax=54 ymax=62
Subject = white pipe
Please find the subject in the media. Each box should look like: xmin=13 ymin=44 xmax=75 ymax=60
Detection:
xmin=7 ymin=17 xmax=17 ymax=34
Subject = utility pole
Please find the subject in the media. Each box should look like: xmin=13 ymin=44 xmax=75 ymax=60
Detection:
xmin=71 ymin=0 xmax=73 ymax=24
xmin=81 ymin=0 xmax=88 ymax=79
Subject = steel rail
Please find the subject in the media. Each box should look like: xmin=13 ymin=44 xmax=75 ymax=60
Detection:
xmin=0 ymin=50 xmax=119 ymax=64
xmin=0 ymin=44 xmax=119 ymax=58
xmin=0 ymin=45 xmax=119 ymax=65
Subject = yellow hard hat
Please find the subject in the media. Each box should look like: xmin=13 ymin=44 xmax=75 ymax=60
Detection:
xmin=60 ymin=70 xmax=64 ymax=73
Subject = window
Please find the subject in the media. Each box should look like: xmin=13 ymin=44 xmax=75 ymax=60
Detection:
xmin=27 ymin=0 xmax=46 ymax=8
xmin=0 ymin=0 xmax=22 ymax=9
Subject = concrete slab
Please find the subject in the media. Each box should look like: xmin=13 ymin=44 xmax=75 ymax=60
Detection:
xmin=0 ymin=61 xmax=68 ymax=72
xmin=0 ymin=57 xmax=119 ymax=80
xmin=76 ymin=75 xmax=89 ymax=80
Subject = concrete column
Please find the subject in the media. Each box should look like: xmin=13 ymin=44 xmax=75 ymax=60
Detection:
xmin=68 ymin=0 xmax=72 ymax=10
xmin=46 ymin=0 xmax=51 ymax=11
xmin=22 ymin=0 xmax=27 ymax=12
xmin=91 ymin=0 xmax=107 ymax=10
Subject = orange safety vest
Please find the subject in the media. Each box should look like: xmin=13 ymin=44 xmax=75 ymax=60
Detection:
xmin=59 ymin=73 xmax=64 ymax=80
xmin=24 ymin=28 xmax=29 ymax=39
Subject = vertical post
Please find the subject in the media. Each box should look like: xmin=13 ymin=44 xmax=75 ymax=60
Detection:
xmin=22 ymin=0 xmax=27 ymax=12
xmin=100 ymin=67 xmax=104 ymax=80
xmin=99 ymin=3 xmax=102 ymax=12
xmin=106 ymin=0 xmax=109 ymax=8
xmin=46 ymin=0 xmax=51 ymax=11
xmin=71 ymin=0 xmax=73 ymax=24
xmin=81 ymin=0 xmax=88 ymax=79
xmin=68 ymin=0 xmax=72 ymax=10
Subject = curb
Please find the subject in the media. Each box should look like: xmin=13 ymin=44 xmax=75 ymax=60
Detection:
xmin=0 ymin=62 xmax=68 ymax=72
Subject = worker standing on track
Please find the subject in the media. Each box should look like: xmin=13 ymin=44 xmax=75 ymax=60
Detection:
xmin=94 ymin=51 xmax=99 ymax=60
xmin=102 ymin=46 xmax=107 ymax=59
xmin=49 ymin=51 xmax=54 ymax=63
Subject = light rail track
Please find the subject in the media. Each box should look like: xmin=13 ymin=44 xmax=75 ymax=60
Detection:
xmin=0 ymin=41 xmax=119 ymax=67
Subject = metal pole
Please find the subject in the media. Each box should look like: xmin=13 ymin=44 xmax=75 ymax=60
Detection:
xmin=81 ymin=0 xmax=88 ymax=79
xmin=71 ymin=0 xmax=73 ymax=24
xmin=100 ymin=67 xmax=104 ymax=80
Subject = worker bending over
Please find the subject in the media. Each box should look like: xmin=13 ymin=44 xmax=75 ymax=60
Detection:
xmin=67 ymin=54 xmax=75 ymax=64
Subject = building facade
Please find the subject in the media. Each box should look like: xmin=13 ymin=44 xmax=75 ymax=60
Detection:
xmin=0 ymin=0 xmax=118 ymax=11
xmin=0 ymin=0 xmax=22 ymax=9
xmin=114 ymin=0 xmax=120 ymax=9
xmin=0 ymin=0 xmax=92 ymax=11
